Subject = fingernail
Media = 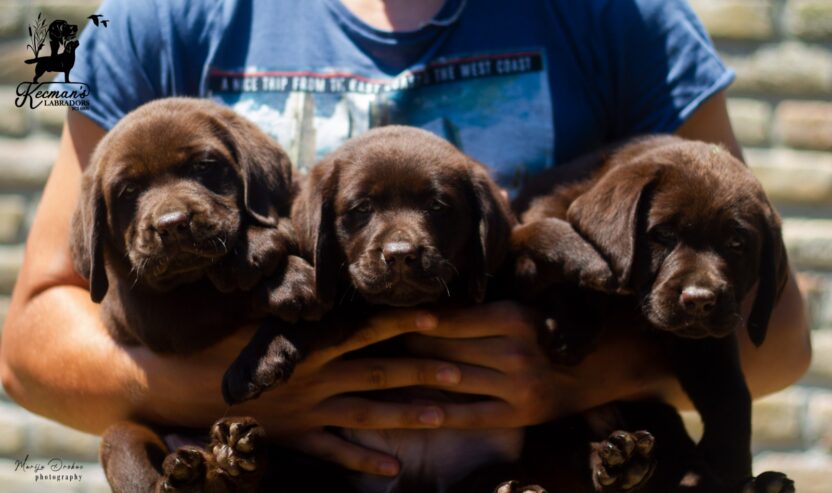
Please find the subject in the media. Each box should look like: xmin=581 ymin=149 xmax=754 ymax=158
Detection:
xmin=436 ymin=365 xmax=460 ymax=384
xmin=419 ymin=407 xmax=443 ymax=426
xmin=378 ymin=460 xmax=399 ymax=476
xmin=415 ymin=313 xmax=437 ymax=331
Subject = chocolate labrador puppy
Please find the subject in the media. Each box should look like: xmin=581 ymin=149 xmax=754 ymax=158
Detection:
xmin=71 ymin=97 xmax=320 ymax=492
xmin=221 ymin=127 xmax=710 ymax=493
xmin=222 ymin=125 xmax=527 ymax=492
xmin=510 ymin=135 xmax=794 ymax=493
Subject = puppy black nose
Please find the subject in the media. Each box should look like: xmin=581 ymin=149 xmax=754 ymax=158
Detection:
xmin=383 ymin=241 xmax=418 ymax=268
xmin=155 ymin=211 xmax=190 ymax=239
xmin=679 ymin=286 xmax=716 ymax=316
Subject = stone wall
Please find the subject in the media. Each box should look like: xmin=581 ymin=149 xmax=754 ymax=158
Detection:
xmin=687 ymin=2 xmax=832 ymax=491
xmin=0 ymin=0 xmax=830 ymax=492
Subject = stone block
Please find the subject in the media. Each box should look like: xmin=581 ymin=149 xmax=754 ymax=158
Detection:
xmin=786 ymin=0 xmax=832 ymax=40
xmin=726 ymin=42 xmax=832 ymax=96
xmin=807 ymin=391 xmax=832 ymax=452
xmin=0 ymin=43 xmax=40 ymax=86
xmin=0 ymin=246 xmax=23 ymax=295
xmin=750 ymin=388 xmax=806 ymax=449
xmin=0 ymin=89 xmax=31 ymax=137
xmin=775 ymin=100 xmax=832 ymax=151
xmin=0 ymin=2 xmax=25 ymax=39
xmin=28 ymin=415 xmax=100 ymax=463
xmin=689 ymin=0 xmax=774 ymax=40
xmin=806 ymin=329 xmax=832 ymax=385
xmin=781 ymin=219 xmax=832 ymax=271
xmin=0 ymin=195 xmax=27 ymax=243
xmin=745 ymin=148 xmax=832 ymax=206
xmin=728 ymin=98 xmax=771 ymax=146
xmin=0 ymin=295 xmax=10 ymax=332
xmin=0 ymin=136 xmax=59 ymax=188
xmin=0 ymin=401 xmax=29 ymax=456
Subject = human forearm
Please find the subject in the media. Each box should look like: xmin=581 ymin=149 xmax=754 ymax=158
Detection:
xmin=1 ymin=285 xmax=145 ymax=433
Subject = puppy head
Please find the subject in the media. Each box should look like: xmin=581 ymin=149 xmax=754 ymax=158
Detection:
xmin=71 ymin=97 xmax=293 ymax=299
xmin=293 ymin=126 xmax=514 ymax=307
xmin=568 ymin=136 xmax=787 ymax=344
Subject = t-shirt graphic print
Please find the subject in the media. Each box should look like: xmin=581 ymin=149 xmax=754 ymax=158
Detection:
xmin=208 ymin=50 xmax=553 ymax=196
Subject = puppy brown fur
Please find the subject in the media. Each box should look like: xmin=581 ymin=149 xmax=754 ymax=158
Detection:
xmin=71 ymin=97 xmax=318 ymax=352
xmin=511 ymin=135 xmax=793 ymax=493
xmin=72 ymin=98 xmax=318 ymax=493
xmin=224 ymin=126 xmax=515 ymax=405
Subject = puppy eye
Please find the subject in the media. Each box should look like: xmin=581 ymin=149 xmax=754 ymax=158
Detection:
xmin=727 ymin=233 xmax=746 ymax=251
xmin=351 ymin=200 xmax=373 ymax=214
xmin=650 ymin=226 xmax=677 ymax=248
xmin=429 ymin=199 xmax=448 ymax=212
xmin=118 ymin=182 xmax=138 ymax=198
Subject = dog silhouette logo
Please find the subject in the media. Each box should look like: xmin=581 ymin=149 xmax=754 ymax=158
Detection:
xmin=15 ymin=12 xmax=105 ymax=110
xmin=24 ymin=15 xmax=80 ymax=82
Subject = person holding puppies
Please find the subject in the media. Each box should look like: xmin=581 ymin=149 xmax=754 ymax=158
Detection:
xmin=1 ymin=0 xmax=810 ymax=485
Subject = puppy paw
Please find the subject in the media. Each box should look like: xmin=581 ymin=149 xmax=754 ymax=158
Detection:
xmin=222 ymin=330 xmax=301 ymax=405
xmin=591 ymin=430 xmax=656 ymax=492
xmin=210 ymin=417 xmax=265 ymax=477
xmin=209 ymin=225 xmax=289 ymax=293
xmin=158 ymin=446 xmax=207 ymax=492
xmin=261 ymin=255 xmax=329 ymax=322
xmin=740 ymin=471 xmax=795 ymax=493
xmin=494 ymin=480 xmax=548 ymax=493
xmin=510 ymin=219 xmax=615 ymax=297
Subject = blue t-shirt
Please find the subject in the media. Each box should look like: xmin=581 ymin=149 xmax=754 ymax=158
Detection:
xmin=66 ymin=0 xmax=733 ymax=195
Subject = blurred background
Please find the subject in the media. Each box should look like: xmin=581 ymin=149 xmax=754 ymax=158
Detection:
xmin=0 ymin=0 xmax=830 ymax=491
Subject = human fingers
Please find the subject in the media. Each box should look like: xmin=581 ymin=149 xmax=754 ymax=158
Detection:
xmin=308 ymin=309 xmax=438 ymax=366
xmin=313 ymin=396 xmax=447 ymax=429
xmin=404 ymin=334 xmax=536 ymax=372
xmin=321 ymin=357 xmax=510 ymax=397
xmin=288 ymin=430 xmax=401 ymax=477
xmin=430 ymin=301 xmax=540 ymax=342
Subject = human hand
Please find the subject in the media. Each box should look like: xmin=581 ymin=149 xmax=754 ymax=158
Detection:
xmin=134 ymin=309 xmax=470 ymax=477
xmin=403 ymin=300 xmax=670 ymax=427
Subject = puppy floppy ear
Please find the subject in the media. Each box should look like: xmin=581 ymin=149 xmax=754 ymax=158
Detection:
xmin=467 ymin=163 xmax=515 ymax=303
xmin=292 ymin=158 xmax=341 ymax=307
xmin=70 ymin=171 xmax=109 ymax=302
xmin=747 ymin=205 xmax=789 ymax=347
xmin=215 ymin=111 xmax=294 ymax=227
xmin=567 ymin=161 xmax=661 ymax=289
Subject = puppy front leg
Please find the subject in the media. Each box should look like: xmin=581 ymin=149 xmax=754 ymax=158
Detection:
xmin=100 ymin=422 xmax=170 ymax=493
xmin=667 ymin=335 xmax=752 ymax=488
xmin=254 ymin=255 xmax=329 ymax=323
xmin=510 ymin=218 xmax=615 ymax=297
xmin=222 ymin=320 xmax=307 ymax=405
xmin=208 ymin=219 xmax=295 ymax=293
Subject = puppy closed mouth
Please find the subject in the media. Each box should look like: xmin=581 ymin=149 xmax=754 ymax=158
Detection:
xmin=348 ymin=249 xmax=458 ymax=306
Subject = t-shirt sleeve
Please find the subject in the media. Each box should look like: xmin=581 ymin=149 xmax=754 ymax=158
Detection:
xmin=61 ymin=0 xmax=174 ymax=130
xmin=598 ymin=0 xmax=734 ymax=137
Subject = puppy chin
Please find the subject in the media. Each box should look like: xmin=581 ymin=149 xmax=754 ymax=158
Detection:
xmin=645 ymin=303 xmax=742 ymax=340
xmin=136 ymin=253 xmax=218 ymax=291
xmin=351 ymin=273 xmax=445 ymax=307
